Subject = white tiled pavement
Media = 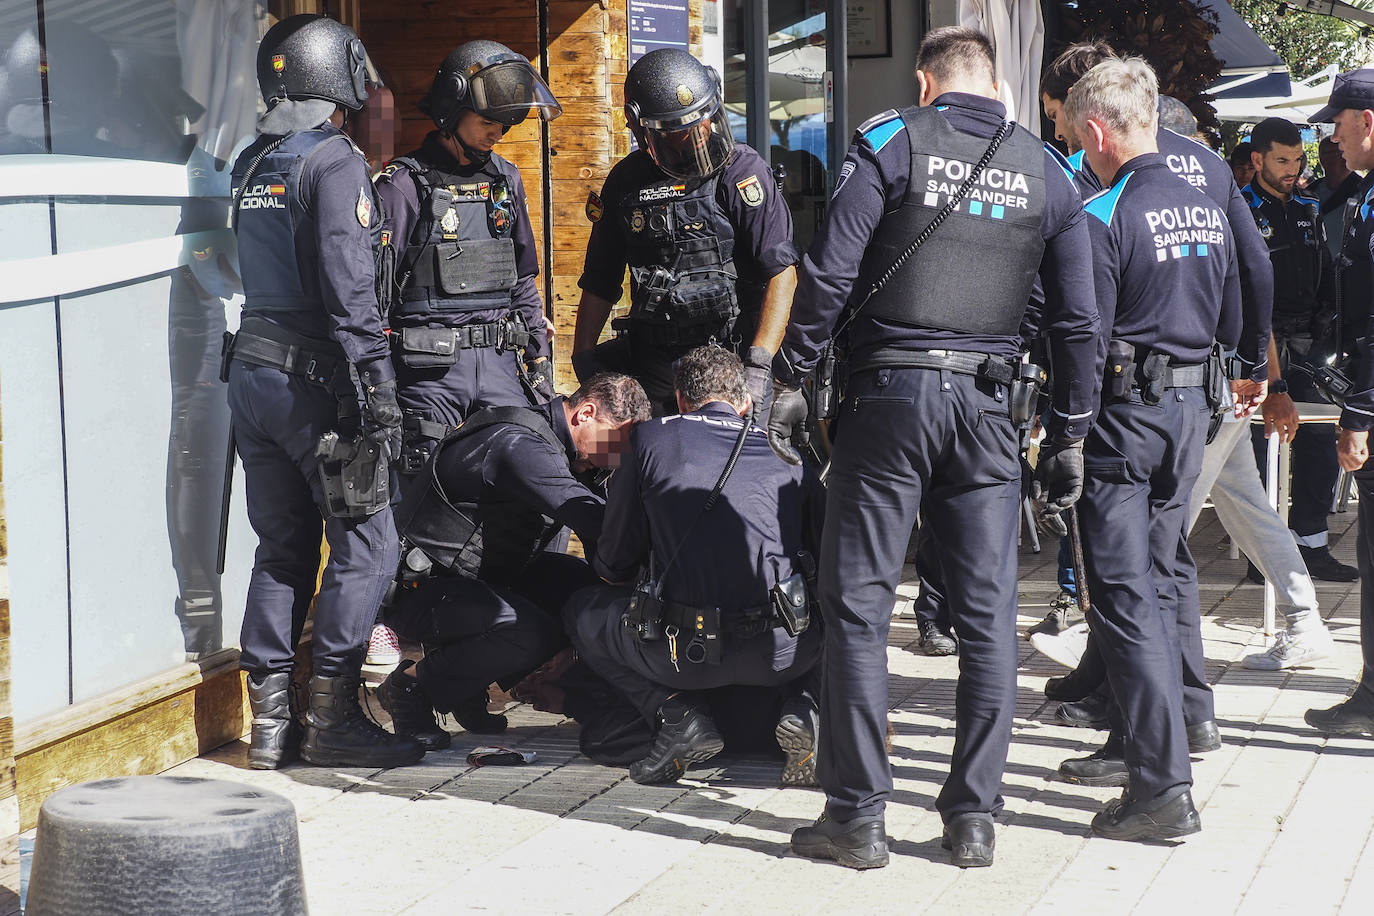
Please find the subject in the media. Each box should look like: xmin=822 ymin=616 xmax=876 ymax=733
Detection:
xmin=162 ymin=508 xmax=1374 ymax=915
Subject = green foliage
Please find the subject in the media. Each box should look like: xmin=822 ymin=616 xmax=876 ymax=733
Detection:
xmin=1230 ymin=0 xmax=1373 ymax=81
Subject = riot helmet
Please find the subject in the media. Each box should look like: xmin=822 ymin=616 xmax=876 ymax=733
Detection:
xmin=625 ymin=48 xmax=734 ymax=180
xmin=256 ymin=14 xmax=369 ymax=112
xmin=420 ymin=41 xmax=562 ymax=133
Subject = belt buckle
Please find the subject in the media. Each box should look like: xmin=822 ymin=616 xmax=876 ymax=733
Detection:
xmin=304 ymin=357 xmax=318 ymax=378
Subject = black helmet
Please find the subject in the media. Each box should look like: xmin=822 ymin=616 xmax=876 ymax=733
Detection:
xmin=625 ymin=48 xmax=733 ymax=180
xmin=256 ymin=14 xmax=368 ymax=111
xmin=419 ymin=40 xmax=562 ymax=132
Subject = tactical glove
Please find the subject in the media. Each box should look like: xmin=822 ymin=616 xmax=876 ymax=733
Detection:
xmin=363 ymin=379 xmax=403 ymax=460
xmin=743 ymin=346 xmax=775 ymax=428
xmin=1033 ymin=438 xmax=1084 ymax=523
xmin=767 ymin=383 xmax=809 ymax=465
xmin=525 ymin=358 xmax=556 ymax=403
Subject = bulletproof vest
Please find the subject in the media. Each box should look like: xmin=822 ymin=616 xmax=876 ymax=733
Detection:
xmin=619 ymin=169 xmax=741 ymax=340
xmin=234 ymin=128 xmax=373 ymax=317
xmin=392 ymin=406 xmax=564 ymax=583
xmin=1338 ymin=178 xmax=1374 ymax=348
xmin=1244 ymin=186 xmax=1323 ymax=326
xmin=859 ymin=107 xmax=1045 ymax=335
xmin=391 ymin=155 xmax=519 ymax=322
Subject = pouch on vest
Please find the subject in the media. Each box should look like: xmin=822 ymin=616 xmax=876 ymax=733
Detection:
xmin=667 ymin=273 xmax=738 ymax=327
xmin=396 ymin=326 xmax=460 ymax=368
xmin=434 ymin=238 xmax=517 ymax=296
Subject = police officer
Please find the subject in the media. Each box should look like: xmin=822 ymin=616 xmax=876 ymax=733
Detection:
xmin=1062 ymin=56 xmax=1252 ymax=840
xmin=227 ymin=15 xmax=422 ymax=769
xmin=1310 ymin=136 xmax=1362 ymax=261
xmin=784 ymin=28 xmax=1101 ymax=869
xmin=1243 ymin=117 xmax=1356 ymax=583
xmin=563 ymin=346 xmax=824 ymax=786
xmin=1307 ymin=70 xmax=1374 ymax=738
xmin=573 ymin=48 xmax=800 ymax=432
xmin=373 ymin=41 xmax=562 ymax=474
xmin=376 ymin=374 xmax=651 ymax=748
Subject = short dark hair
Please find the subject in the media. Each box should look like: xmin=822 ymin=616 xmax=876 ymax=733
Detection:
xmin=1228 ymin=141 xmax=1254 ymax=167
xmin=1157 ymin=95 xmax=1198 ymax=137
xmin=1249 ymin=117 xmax=1303 ymax=154
xmin=916 ymin=27 xmax=996 ymax=86
xmin=673 ymin=345 xmax=747 ymax=411
xmin=569 ymin=373 xmax=652 ymax=424
xmin=1041 ymin=40 xmax=1116 ymax=102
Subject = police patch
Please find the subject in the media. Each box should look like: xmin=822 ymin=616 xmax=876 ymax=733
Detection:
xmin=271 ymin=54 xmax=285 ymax=73
xmin=356 ymin=187 xmax=372 ymax=228
xmin=677 ymin=84 xmax=695 ymax=106
xmin=630 ymin=209 xmax=646 ymax=233
xmin=440 ymin=207 xmax=459 ymax=234
xmin=586 ymin=190 xmax=603 ymax=222
xmin=736 ymin=174 xmax=764 ymax=207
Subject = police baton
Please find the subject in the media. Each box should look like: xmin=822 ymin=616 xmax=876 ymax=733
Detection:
xmin=1066 ymin=504 xmax=1091 ymax=617
xmin=216 ymin=421 xmax=236 ymax=576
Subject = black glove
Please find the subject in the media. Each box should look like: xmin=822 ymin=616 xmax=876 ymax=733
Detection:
xmin=767 ymin=383 xmax=809 ymax=465
xmin=363 ymin=379 xmax=403 ymax=460
xmin=571 ymin=348 xmax=606 ymax=384
xmin=525 ymin=358 xmax=556 ymax=403
xmin=743 ymin=346 xmax=774 ymax=428
xmin=1033 ymin=438 xmax=1084 ymax=521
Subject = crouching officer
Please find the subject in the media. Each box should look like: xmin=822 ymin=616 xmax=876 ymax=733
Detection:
xmin=1062 ymin=57 xmax=1252 ymax=840
xmin=563 ymin=347 xmax=825 ymax=786
xmin=784 ymin=27 xmax=1102 ymax=869
xmin=377 ymin=374 xmax=652 ymax=748
xmin=573 ymin=48 xmax=801 ymax=433
xmin=227 ymin=15 xmax=422 ymax=769
xmin=374 ymin=41 xmax=562 ymax=474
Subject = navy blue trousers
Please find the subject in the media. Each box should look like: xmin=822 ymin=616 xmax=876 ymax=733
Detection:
xmin=819 ymin=367 xmax=1021 ymax=822
xmin=1078 ymin=389 xmax=1208 ymax=803
xmin=396 ymin=345 xmax=529 ymax=427
xmin=228 ymin=362 xmax=398 ymax=678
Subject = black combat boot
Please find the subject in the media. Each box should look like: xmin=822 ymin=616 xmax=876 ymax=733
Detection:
xmin=300 ymin=674 xmax=426 ymax=768
xmin=629 ymin=695 xmax=725 ymax=784
xmin=791 ymin=812 xmax=889 ymax=869
xmin=1058 ymin=733 xmax=1127 ymax=786
xmin=1092 ymin=788 xmax=1201 ymax=841
xmin=376 ymin=661 xmax=452 ymax=751
xmin=246 ymin=671 xmax=301 ymax=770
xmin=776 ymin=694 xmax=820 ymax=787
xmin=942 ymin=812 xmax=995 ymax=867
xmin=453 ymin=690 xmax=509 ymax=734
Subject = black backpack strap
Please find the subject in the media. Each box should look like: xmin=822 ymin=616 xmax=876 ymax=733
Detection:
xmin=442 ymin=405 xmax=563 ymax=454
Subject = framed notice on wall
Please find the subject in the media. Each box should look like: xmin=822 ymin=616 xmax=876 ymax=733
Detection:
xmin=847 ymin=1 xmax=891 ymax=59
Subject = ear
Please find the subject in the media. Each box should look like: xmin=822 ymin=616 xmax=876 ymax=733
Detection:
xmin=1363 ymin=109 xmax=1374 ymax=140
xmin=573 ymin=400 xmax=597 ymax=426
xmin=1085 ymin=118 xmax=1108 ymax=154
xmin=1250 ymin=149 xmax=1263 ymax=173
xmin=916 ymin=69 xmax=933 ymax=107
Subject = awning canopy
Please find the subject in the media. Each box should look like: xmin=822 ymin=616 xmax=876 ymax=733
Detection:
xmin=1201 ymin=0 xmax=1293 ymax=99
xmin=1211 ymin=65 xmax=1338 ymax=123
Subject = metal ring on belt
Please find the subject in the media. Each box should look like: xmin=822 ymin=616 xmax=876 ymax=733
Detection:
xmin=230 ymin=332 xmax=340 ymax=385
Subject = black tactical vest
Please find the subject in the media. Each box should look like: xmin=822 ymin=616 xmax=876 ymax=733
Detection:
xmin=234 ymin=128 xmax=377 ymax=318
xmin=1338 ymin=177 xmax=1374 ymax=350
xmin=619 ymin=170 xmax=741 ymax=343
xmin=392 ymin=407 xmax=565 ymax=583
xmin=391 ymin=155 xmax=519 ymax=322
xmin=859 ymin=107 xmax=1045 ymax=335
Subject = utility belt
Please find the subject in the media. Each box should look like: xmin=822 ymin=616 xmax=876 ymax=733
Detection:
xmin=850 ymin=348 xmax=1018 ymax=385
xmin=1105 ymin=340 xmax=1208 ymax=405
xmin=391 ymin=318 xmax=530 ymax=368
xmin=221 ymin=317 xmax=344 ymax=388
xmin=611 ymin=314 xmax=734 ymax=349
xmin=397 ymin=411 xmax=457 ymax=475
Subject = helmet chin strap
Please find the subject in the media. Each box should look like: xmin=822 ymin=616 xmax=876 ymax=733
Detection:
xmin=455 ymin=131 xmax=493 ymax=167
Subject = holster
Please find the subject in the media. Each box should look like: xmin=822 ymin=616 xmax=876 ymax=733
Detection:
xmin=622 ymin=570 xmax=665 ymax=643
xmin=770 ymin=571 xmax=811 ymax=638
xmin=1009 ymin=359 xmax=1047 ymax=428
xmin=1139 ymin=351 xmax=1169 ymax=406
xmin=813 ymin=343 xmax=840 ymax=421
xmin=314 ymin=430 xmax=390 ymax=518
xmin=1106 ymin=339 xmax=1136 ymax=401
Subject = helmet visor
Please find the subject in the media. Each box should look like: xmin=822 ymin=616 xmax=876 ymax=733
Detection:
xmin=468 ymin=61 xmax=562 ymax=126
xmin=642 ymin=107 xmax=734 ymax=180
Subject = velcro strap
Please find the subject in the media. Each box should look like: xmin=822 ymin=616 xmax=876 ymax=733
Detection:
xmin=403 ymin=414 xmax=453 ymax=441
xmin=1162 ymin=363 xmax=1206 ymax=388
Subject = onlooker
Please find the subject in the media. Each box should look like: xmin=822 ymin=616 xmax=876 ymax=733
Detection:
xmin=1231 ymin=140 xmax=1257 ymax=188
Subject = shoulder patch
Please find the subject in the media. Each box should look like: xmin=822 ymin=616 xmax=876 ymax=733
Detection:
xmin=1083 ymin=173 xmax=1132 ymax=226
xmin=356 ymin=186 xmax=372 ymax=228
xmin=1294 ymin=193 xmax=1319 ymax=207
xmin=859 ymin=110 xmax=904 ymax=154
xmin=1242 ymin=185 xmax=1262 ymax=208
xmin=585 ymin=190 xmax=603 ymax=222
xmin=736 ymin=174 xmax=764 ymax=207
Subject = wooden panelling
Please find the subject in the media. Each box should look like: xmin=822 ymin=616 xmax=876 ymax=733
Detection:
xmin=0 ymin=371 xmax=15 ymax=915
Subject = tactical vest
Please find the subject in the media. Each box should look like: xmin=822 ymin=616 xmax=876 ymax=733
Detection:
xmin=392 ymin=406 xmax=565 ymax=583
xmin=1244 ymin=186 xmax=1324 ymax=326
xmin=234 ymin=128 xmax=379 ymax=318
xmin=859 ymin=107 xmax=1045 ymax=335
xmin=1338 ymin=178 xmax=1374 ymax=349
xmin=389 ymin=155 xmax=519 ymax=322
xmin=619 ymin=169 xmax=741 ymax=344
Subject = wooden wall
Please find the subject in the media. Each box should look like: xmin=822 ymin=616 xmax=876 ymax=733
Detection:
xmin=1 ymin=376 xmax=17 ymax=914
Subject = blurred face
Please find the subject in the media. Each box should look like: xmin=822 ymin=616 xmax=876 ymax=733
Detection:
xmin=1254 ymin=142 xmax=1304 ymax=198
xmin=1332 ymin=108 xmax=1374 ymax=172
xmin=567 ymin=401 xmax=635 ymax=471
xmin=1319 ymin=140 xmax=1346 ymax=178
xmin=1041 ymin=93 xmax=1079 ymax=153
xmin=454 ymin=109 xmax=504 ymax=155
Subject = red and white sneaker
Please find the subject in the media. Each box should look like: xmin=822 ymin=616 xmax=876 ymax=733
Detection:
xmin=365 ymin=624 xmax=401 ymax=668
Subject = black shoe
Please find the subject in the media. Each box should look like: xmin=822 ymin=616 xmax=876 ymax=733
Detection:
xmin=1091 ymin=789 xmax=1201 ymax=841
xmin=1059 ymin=735 xmax=1127 ymax=787
xmin=791 ymin=812 xmax=889 ymax=869
xmin=299 ymin=675 xmax=426 ymax=769
xmin=246 ymin=671 xmax=301 ymax=770
xmin=776 ymin=695 xmax=819 ymax=787
xmin=1305 ymin=699 xmax=1374 ymax=737
xmin=1300 ymin=545 xmax=1359 ymax=582
xmin=1027 ymin=593 xmax=1083 ymax=639
xmin=1056 ymin=693 xmax=1111 ymax=729
xmin=1186 ymin=719 xmax=1221 ymax=754
xmin=1044 ymin=669 xmax=1097 ymax=702
xmin=452 ymin=691 xmax=508 ymax=734
xmin=941 ymin=812 xmax=995 ymax=867
xmin=629 ymin=696 xmax=725 ymax=784
xmin=918 ymin=618 xmax=958 ymax=656
xmin=1246 ymin=561 xmax=1265 ymax=585
xmin=376 ymin=661 xmax=452 ymax=751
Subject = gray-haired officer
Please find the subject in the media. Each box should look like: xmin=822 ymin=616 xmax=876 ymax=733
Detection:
xmin=563 ymin=347 xmax=825 ymax=787
xmin=373 ymin=41 xmax=562 ymax=474
xmin=227 ymin=15 xmax=422 ymax=769
xmin=573 ymin=48 xmax=801 ymax=436
xmin=1307 ymin=70 xmax=1374 ymax=737
xmin=785 ymin=27 xmax=1102 ymax=869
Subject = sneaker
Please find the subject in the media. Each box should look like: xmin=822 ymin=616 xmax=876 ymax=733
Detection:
xmin=1305 ymin=699 xmax=1374 ymax=737
xmin=1027 ymin=592 xmax=1083 ymax=640
xmin=365 ymin=624 xmax=401 ymax=667
xmin=1242 ymin=627 xmax=1334 ymax=670
xmin=376 ymin=661 xmax=452 ymax=751
xmin=776 ymin=695 xmax=820 ymax=787
xmin=1299 ymin=545 xmax=1359 ymax=583
xmin=918 ymin=618 xmax=958 ymax=656
xmin=629 ymin=696 xmax=725 ymax=784
xmin=1031 ymin=621 xmax=1089 ymax=670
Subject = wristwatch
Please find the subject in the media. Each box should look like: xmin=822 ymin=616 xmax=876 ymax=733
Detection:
xmin=1269 ymin=378 xmax=1289 ymax=395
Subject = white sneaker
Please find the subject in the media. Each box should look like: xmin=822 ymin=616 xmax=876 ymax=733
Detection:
xmin=1030 ymin=621 xmax=1089 ymax=670
xmin=1242 ymin=627 xmax=1334 ymax=670
xmin=365 ymin=624 xmax=402 ymax=667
